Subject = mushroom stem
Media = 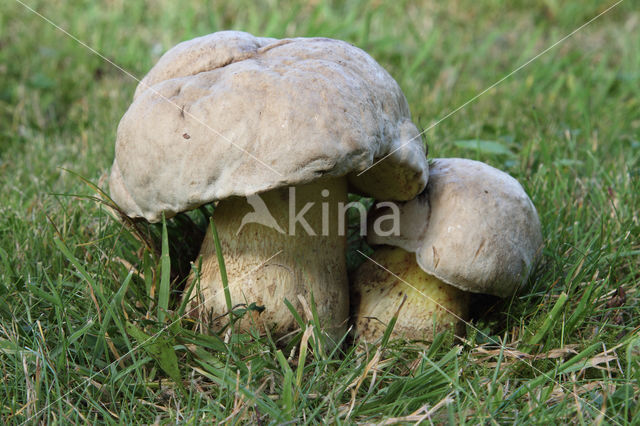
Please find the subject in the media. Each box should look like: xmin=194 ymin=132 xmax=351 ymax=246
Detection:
xmin=352 ymin=246 xmax=469 ymax=343
xmin=189 ymin=178 xmax=349 ymax=342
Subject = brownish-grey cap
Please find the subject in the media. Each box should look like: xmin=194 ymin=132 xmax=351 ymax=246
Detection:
xmin=367 ymin=158 xmax=543 ymax=297
xmin=109 ymin=31 xmax=428 ymax=222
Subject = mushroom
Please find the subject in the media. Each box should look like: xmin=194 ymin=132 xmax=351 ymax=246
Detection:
xmin=109 ymin=31 xmax=428 ymax=342
xmin=352 ymin=158 xmax=543 ymax=342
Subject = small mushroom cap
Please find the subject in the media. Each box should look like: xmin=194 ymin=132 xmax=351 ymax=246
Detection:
xmin=368 ymin=158 xmax=543 ymax=297
xmin=109 ymin=31 xmax=428 ymax=222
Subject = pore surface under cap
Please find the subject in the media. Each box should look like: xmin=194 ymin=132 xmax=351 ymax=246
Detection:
xmin=368 ymin=158 xmax=543 ymax=296
xmin=109 ymin=31 xmax=428 ymax=222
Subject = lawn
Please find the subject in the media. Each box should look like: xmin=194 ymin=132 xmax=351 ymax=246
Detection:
xmin=1 ymin=0 xmax=639 ymax=423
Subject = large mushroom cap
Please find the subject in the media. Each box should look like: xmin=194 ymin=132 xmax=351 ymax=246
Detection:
xmin=109 ymin=31 xmax=428 ymax=222
xmin=368 ymin=158 xmax=543 ymax=297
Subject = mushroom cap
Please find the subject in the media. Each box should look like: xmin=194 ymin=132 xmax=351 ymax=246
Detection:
xmin=109 ymin=31 xmax=428 ymax=222
xmin=367 ymin=158 xmax=543 ymax=297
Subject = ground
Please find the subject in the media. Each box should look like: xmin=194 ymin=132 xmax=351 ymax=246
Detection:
xmin=1 ymin=0 xmax=639 ymax=423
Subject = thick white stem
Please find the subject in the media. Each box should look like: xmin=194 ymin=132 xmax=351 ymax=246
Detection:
xmin=189 ymin=178 xmax=349 ymax=342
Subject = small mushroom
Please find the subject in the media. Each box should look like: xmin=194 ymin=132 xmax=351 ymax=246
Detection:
xmin=109 ymin=31 xmax=428 ymax=341
xmin=352 ymin=158 xmax=543 ymax=342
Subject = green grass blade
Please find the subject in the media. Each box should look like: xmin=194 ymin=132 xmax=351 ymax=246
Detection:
xmin=157 ymin=213 xmax=171 ymax=324
xmin=524 ymin=292 xmax=569 ymax=350
xmin=307 ymin=291 xmax=327 ymax=355
xmin=276 ymin=349 xmax=294 ymax=416
xmin=125 ymin=321 xmax=185 ymax=395
xmin=209 ymin=217 xmax=232 ymax=315
xmin=284 ymin=298 xmax=306 ymax=329
xmin=26 ymin=281 xmax=62 ymax=306
xmin=53 ymin=237 xmax=97 ymax=290
xmin=565 ymin=279 xmax=605 ymax=333
xmin=176 ymin=263 xmax=200 ymax=317
xmin=143 ymin=251 xmax=154 ymax=301
xmin=380 ymin=294 xmax=406 ymax=348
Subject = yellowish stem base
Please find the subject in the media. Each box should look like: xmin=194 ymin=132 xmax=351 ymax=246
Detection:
xmin=352 ymin=246 xmax=469 ymax=343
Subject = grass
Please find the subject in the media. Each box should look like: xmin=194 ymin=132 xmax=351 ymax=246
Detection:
xmin=1 ymin=0 xmax=639 ymax=423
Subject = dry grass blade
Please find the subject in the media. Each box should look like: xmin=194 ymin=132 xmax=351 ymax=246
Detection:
xmin=296 ymin=294 xmax=314 ymax=323
xmin=296 ymin=325 xmax=313 ymax=389
xmin=527 ymin=381 xmax=619 ymax=406
xmin=379 ymin=395 xmax=453 ymax=425
xmin=586 ymin=354 xmax=619 ymax=372
xmin=342 ymin=348 xmax=382 ymax=420
xmin=472 ymin=344 xmax=579 ymax=366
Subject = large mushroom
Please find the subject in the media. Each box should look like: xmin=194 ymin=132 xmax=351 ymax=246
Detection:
xmin=109 ymin=31 xmax=428 ymax=341
xmin=352 ymin=158 xmax=543 ymax=342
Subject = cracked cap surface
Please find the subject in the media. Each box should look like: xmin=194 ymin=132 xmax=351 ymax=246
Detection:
xmin=109 ymin=31 xmax=428 ymax=222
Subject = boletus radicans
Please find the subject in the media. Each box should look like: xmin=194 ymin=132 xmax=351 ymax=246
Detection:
xmin=352 ymin=158 xmax=543 ymax=343
xmin=109 ymin=31 xmax=429 ymax=342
